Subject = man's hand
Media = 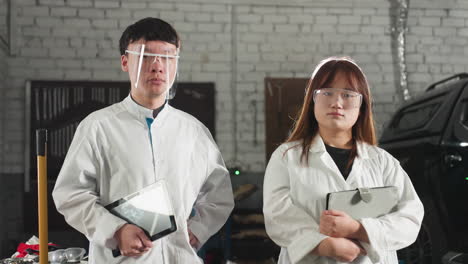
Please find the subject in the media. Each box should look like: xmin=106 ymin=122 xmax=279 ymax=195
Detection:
xmin=319 ymin=210 xmax=370 ymax=242
xmin=114 ymin=224 xmax=152 ymax=257
xmin=313 ymin=237 xmax=366 ymax=262
xmin=188 ymin=228 xmax=199 ymax=248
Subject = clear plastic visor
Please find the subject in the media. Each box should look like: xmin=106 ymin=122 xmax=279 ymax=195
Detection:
xmin=125 ymin=43 xmax=179 ymax=99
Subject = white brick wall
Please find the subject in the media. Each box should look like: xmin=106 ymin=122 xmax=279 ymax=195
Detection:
xmin=1 ymin=0 xmax=468 ymax=176
xmin=406 ymin=4 xmax=468 ymax=96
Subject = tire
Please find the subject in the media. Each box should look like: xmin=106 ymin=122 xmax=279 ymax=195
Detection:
xmin=398 ymin=198 xmax=447 ymax=264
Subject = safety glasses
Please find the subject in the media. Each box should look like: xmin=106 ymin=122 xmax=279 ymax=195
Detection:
xmin=313 ymin=88 xmax=363 ymax=108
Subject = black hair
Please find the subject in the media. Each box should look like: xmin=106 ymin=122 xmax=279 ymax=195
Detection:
xmin=119 ymin=17 xmax=180 ymax=55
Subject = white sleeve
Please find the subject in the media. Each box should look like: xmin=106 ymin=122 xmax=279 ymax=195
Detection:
xmin=187 ymin=126 xmax=234 ymax=249
xmin=359 ymin=153 xmax=424 ymax=263
xmin=52 ymin=119 xmax=127 ymax=249
xmin=263 ymin=146 xmax=328 ymax=264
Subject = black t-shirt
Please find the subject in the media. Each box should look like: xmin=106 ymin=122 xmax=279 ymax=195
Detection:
xmin=325 ymin=144 xmax=353 ymax=180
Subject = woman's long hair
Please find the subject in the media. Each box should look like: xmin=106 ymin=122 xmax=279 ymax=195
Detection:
xmin=286 ymin=56 xmax=377 ymax=165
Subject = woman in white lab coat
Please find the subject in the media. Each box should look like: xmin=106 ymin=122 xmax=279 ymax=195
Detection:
xmin=263 ymin=57 xmax=424 ymax=264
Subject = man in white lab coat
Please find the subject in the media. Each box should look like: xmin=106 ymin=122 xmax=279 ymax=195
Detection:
xmin=52 ymin=17 xmax=234 ymax=263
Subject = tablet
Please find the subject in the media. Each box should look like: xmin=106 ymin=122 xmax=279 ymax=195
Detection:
xmin=105 ymin=180 xmax=177 ymax=257
xmin=326 ymin=186 xmax=398 ymax=219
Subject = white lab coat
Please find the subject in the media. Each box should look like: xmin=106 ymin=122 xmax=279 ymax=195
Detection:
xmin=52 ymin=96 xmax=234 ymax=264
xmin=263 ymin=136 xmax=424 ymax=264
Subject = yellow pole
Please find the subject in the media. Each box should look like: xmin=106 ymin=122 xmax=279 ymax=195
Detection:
xmin=36 ymin=129 xmax=48 ymax=264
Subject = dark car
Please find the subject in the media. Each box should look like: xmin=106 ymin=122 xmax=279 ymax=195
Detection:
xmin=380 ymin=73 xmax=468 ymax=264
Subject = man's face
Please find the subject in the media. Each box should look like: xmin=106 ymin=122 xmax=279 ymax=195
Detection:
xmin=121 ymin=39 xmax=178 ymax=100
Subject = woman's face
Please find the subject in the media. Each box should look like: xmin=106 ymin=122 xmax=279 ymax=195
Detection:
xmin=313 ymin=72 xmax=362 ymax=134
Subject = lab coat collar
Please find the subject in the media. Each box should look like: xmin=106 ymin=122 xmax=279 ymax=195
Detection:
xmin=122 ymin=95 xmax=170 ymax=125
xmin=309 ymin=135 xmax=374 ymax=160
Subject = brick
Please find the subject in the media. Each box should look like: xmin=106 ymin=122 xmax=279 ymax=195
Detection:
xmin=92 ymin=19 xmax=118 ymax=29
xmin=289 ymin=15 xmax=313 ymax=24
xmin=277 ymin=6 xmax=303 ymax=14
xmin=370 ymin=16 xmax=389 ymax=25
xmin=328 ymin=8 xmax=353 ymax=15
xmin=49 ymin=47 xmax=76 ymax=58
xmin=95 ymin=1 xmax=120 ymax=8
xmin=38 ymin=0 xmax=65 ymax=6
xmin=201 ymin=4 xmax=227 ymax=13
xmin=186 ymin=13 xmax=211 ymax=22
xmin=121 ymin=2 xmax=146 ymax=9
xmin=92 ymin=69 xmax=121 ymax=79
xmin=56 ymin=59 xmax=82 ymax=68
xmin=64 ymin=69 xmax=91 ymax=79
xmin=409 ymin=26 xmax=433 ymax=36
xmin=442 ymin=18 xmax=464 ymax=27
xmin=9 ymin=67 xmax=35 ymax=77
xmin=204 ymin=63 xmax=230 ymax=72
xmin=406 ymin=53 xmax=424 ymax=63
xmin=338 ymin=25 xmax=360 ymax=33
xmin=445 ymin=37 xmax=467 ymax=45
xmin=22 ymin=27 xmax=51 ymax=37
xmin=434 ymin=27 xmax=456 ymax=36
xmin=21 ymin=6 xmax=49 ymax=17
xmin=27 ymin=58 xmax=55 ymax=68
xmin=83 ymin=59 xmax=116 ymax=69
xmin=158 ymin=11 xmax=184 ymax=20
xmin=316 ymin=15 xmax=338 ymax=24
xmin=197 ymin=23 xmax=222 ymax=32
xmin=213 ymin=14 xmax=231 ymax=23
xmin=36 ymin=17 xmax=63 ymax=27
xmin=13 ymin=0 xmax=36 ymax=6
xmin=241 ymin=33 xmax=265 ymax=43
xmin=67 ymin=0 xmax=92 ymax=7
xmin=425 ymin=9 xmax=448 ymax=17
xmin=339 ymin=15 xmax=362 ymax=24
xmin=106 ymin=9 xmax=131 ymax=18
xmin=420 ymin=36 xmax=443 ymax=45
xmin=173 ymin=22 xmax=196 ymax=32
xmin=304 ymin=7 xmax=327 ymax=14
xmin=16 ymin=17 xmax=35 ymax=25
xmin=52 ymin=27 xmax=79 ymax=37
xmin=353 ymin=8 xmax=376 ymax=15
xmin=249 ymin=24 xmax=273 ymax=33
xmin=237 ymin=14 xmax=262 ymax=23
xmin=43 ymin=38 xmax=68 ymax=47
xmin=77 ymin=49 xmax=98 ymax=58
xmin=361 ymin=25 xmax=383 ymax=34
xmin=275 ymin=24 xmax=298 ymax=33
xmin=51 ymin=7 xmax=77 ymax=16
xmin=252 ymin=6 xmax=277 ymax=14
xmin=133 ymin=10 xmax=160 ymax=19
xmin=148 ymin=3 xmax=174 ymax=10
xmin=63 ymin=18 xmax=91 ymax=27
xmin=450 ymin=10 xmax=468 ymax=18
xmin=176 ymin=3 xmax=201 ymax=12
xmin=419 ymin=17 xmax=441 ymax=26
xmin=78 ymin=9 xmax=105 ymax=18
xmin=263 ymin=14 xmax=287 ymax=23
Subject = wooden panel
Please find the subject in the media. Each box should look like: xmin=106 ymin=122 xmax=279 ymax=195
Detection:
xmin=265 ymin=78 xmax=308 ymax=163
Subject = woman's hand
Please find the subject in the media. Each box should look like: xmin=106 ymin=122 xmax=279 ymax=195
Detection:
xmin=320 ymin=210 xmax=359 ymax=238
xmin=313 ymin=237 xmax=366 ymax=262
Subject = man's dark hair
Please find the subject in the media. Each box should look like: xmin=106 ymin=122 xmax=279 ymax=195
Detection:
xmin=119 ymin=17 xmax=180 ymax=55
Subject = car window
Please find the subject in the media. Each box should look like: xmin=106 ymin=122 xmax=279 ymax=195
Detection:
xmin=392 ymin=102 xmax=441 ymax=131
xmin=461 ymin=99 xmax=468 ymax=128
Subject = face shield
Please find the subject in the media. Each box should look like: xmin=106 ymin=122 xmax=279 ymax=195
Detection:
xmin=125 ymin=43 xmax=179 ymax=100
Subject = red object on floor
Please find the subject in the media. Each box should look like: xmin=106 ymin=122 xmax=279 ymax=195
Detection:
xmin=15 ymin=242 xmax=59 ymax=258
